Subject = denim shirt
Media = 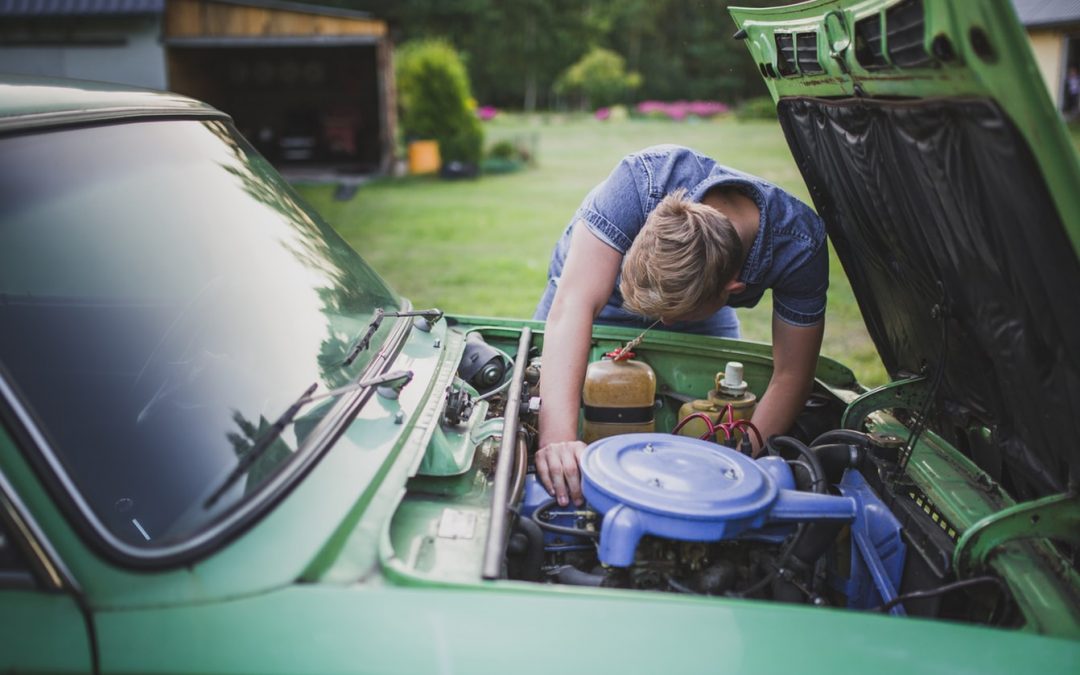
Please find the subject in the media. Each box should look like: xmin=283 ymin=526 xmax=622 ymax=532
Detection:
xmin=534 ymin=145 xmax=828 ymax=335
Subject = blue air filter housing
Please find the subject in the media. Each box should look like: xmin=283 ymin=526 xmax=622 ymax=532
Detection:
xmin=581 ymin=433 xmax=856 ymax=566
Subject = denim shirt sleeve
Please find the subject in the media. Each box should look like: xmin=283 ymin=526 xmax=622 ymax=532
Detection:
xmin=771 ymin=232 xmax=829 ymax=326
xmin=575 ymin=157 xmax=646 ymax=254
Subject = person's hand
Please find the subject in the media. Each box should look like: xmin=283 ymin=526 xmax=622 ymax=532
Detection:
xmin=535 ymin=440 xmax=587 ymax=507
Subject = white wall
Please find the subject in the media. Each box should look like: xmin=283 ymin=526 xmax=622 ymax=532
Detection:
xmin=1027 ymin=29 xmax=1065 ymax=107
xmin=0 ymin=17 xmax=167 ymax=90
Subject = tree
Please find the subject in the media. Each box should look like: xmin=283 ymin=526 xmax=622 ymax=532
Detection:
xmin=296 ymin=0 xmax=770 ymax=109
xmin=556 ymin=47 xmax=642 ymax=110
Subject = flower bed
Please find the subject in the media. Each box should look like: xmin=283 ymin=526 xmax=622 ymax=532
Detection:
xmin=635 ymin=100 xmax=730 ymax=121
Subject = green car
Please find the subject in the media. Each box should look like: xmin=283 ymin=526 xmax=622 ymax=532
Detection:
xmin=1 ymin=0 xmax=1078 ymax=672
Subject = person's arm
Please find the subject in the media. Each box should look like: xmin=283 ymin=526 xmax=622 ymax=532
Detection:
xmin=536 ymin=223 xmax=622 ymax=506
xmin=749 ymin=314 xmax=824 ymax=455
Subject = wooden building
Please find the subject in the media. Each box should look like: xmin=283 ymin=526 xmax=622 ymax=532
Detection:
xmin=165 ymin=0 xmax=396 ymax=171
xmin=0 ymin=0 xmax=396 ymax=172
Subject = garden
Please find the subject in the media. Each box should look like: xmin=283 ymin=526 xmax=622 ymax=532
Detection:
xmin=294 ymin=109 xmax=888 ymax=387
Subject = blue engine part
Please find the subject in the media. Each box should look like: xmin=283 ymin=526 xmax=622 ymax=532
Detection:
xmin=581 ymin=434 xmax=859 ymax=566
xmin=521 ymin=475 xmax=594 ymax=549
xmin=832 ymin=469 xmax=907 ymax=614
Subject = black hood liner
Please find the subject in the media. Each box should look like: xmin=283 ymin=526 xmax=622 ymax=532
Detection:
xmin=777 ymin=97 xmax=1079 ymax=499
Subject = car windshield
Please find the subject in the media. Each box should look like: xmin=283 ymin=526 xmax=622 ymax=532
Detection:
xmin=0 ymin=118 xmax=400 ymax=551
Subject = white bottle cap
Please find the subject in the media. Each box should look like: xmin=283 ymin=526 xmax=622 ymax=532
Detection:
xmin=719 ymin=362 xmax=748 ymax=396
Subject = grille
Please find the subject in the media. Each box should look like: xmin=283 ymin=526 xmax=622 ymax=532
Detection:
xmin=796 ymin=31 xmax=824 ymax=74
xmin=854 ymin=14 xmax=889 ymax=69
xmin=886 ymin=0 xmax=931 ymax=67
xmin=775 ymin=32 xmax=797 ymax=76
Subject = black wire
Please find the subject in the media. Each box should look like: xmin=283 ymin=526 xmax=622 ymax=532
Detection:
xmin=872 ymin=575 xmax=1004 ymax=613
xmin=665 ymin=574 xmax=701 ymax=595
xmin=904 ymin=287 xmax=950 ymax=466
xmin=530 ymin=499 xmax=600 ymax=539
xmin=727 ymin=523 xmax=806 ymax=599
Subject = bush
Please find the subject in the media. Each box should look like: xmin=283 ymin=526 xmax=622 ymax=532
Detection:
xmin=735 ymin=96 xmax=778 ymax=121
xmin=556 ymin=48 xmax=642 ymax=110
xmin=396 ymin=39 xmax=484 ymax=165
xmin=481 ymin=136 xmax=535 ymax=175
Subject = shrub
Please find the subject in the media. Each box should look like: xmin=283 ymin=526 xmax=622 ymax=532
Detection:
xmin=556 ymin=48 xmax=642 ymax=110
xmin=487 ymin=140 xmax=517 ymax=160
xmin=396 ymin=39 xmax=484 ymax=165
xmin=735 ymin=96 xmax=778 ymax=121
xmin=482 ymin=136 xmax=536 ymax=175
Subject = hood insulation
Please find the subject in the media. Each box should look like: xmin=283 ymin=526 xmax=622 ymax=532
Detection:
xmin=777 ymin=96 xmax=1079 ymax=498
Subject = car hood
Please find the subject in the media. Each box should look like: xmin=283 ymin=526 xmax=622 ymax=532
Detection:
xmin=731 ymin=0 xmax=1080 ymax=499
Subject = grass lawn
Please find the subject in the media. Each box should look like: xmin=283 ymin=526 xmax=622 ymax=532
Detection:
xmin=295 ymin=115 xmax=892 ymax=386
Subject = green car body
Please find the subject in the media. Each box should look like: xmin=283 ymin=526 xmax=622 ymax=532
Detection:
xmin=1 ymin=0 xmax=1078 ymax=672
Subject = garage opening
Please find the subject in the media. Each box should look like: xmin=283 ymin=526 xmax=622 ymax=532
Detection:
xmin=169 ymin=43 xmax=383 ymax=169
xmin=163 ymin=0 xmax=395 ymax=173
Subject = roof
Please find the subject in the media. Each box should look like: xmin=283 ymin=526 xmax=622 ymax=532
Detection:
xmin=1011 ymin=0 xmax=1080 ymax=27
xmin=0 ymin=0 xmax=164 ymax=16
xmin=0 ymin=0 xmax=371 ymax=20
xmin=214 ymin=0 xmax=372 ymax=21
xmin=0 ymin=73 xmax=225 ymax=133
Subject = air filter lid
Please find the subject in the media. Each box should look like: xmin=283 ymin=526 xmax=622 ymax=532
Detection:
xmin=581 ymin=433 xmax=777 ymax=520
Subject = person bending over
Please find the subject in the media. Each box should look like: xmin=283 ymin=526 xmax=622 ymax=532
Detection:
xmin=532 ymin=144 xmax=828 ymax=507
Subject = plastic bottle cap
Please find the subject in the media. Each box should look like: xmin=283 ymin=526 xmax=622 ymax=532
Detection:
xmin=719 ymin=362 xmax=748 ymax=396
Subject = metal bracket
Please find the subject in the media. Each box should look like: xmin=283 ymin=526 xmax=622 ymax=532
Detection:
xmin=841 ymin=375 xmax=929 ymax=430
xmin=954 ymin=493 xmax=1080 ymax=578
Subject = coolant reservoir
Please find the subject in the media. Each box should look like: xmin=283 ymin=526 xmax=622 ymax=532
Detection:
xmin=677 ymin=362 xmax=757 ymax=444
xmin=582 ymin=356 xmax=656 ymax=443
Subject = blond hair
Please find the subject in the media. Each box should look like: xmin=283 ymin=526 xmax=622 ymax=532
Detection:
xmin=620 ymin=189 xmax=743 ymax=319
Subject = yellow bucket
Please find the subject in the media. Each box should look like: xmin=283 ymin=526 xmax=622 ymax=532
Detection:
xmin=408 ymin=140 xmax=440 ymax=174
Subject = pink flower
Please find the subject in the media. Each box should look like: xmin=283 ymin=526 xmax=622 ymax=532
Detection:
xmin=595 ymin=107 xmax=611 ymax=121
xmin=477 ymin=106 xmax=498 ymax=121
xmin=634 ymin=100 xmax=730 ymax=121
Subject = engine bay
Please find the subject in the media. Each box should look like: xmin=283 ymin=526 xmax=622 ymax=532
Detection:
xmin=391 ymin=324 xmax=1021 ymax=629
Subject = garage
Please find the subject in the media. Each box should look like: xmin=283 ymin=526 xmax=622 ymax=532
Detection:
xmin=164 ymin=0 xmax=396 ymax=172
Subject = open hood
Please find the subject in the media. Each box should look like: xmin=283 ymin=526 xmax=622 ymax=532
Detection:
xmin=731 ymin=0 xmax=1080 ymax=499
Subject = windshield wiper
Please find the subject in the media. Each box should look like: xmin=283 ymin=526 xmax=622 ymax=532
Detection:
xmin=203 ymin=369 xmax=413 ymax=508
xmin=204 ymin=381 xmax=317 ymax=508
xmin=342 ymin=307 xmax=443 ymax=368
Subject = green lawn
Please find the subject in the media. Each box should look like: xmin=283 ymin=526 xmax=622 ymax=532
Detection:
xmin=294 ymin=115 xmax=891 ymax=385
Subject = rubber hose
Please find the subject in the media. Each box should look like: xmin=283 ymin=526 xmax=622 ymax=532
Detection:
xmin=810 ymin=442 xmax=865 ymax=485
xmin=508 ymin=436 xmax=528 ymax=508
xmin=767 ymin=436 xmax=827 ymax=494
xmin=554 ymin=565 xmax=607 ymax=587
xmin=811 ymin=429 xmax=872 ymax=448
xmin=513 ymin=516 xmax=545 ymax=582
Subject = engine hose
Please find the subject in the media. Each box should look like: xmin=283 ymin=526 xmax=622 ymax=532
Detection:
xmin=810 ymin=442 xmax=865 ymax=485
xmin=766 ymin=436 xmax=827 ymax=494
xmin=553 ymin=565 xmax=607 ymax=587
xmin=811 ymin=429 xmax=873 ymax=448
xmin=508 ymin=435 xmax=529 ymax=509
xmin=530 ymin=499 xmax=600 ymax=539
xmin=789 ymin=520 xmax=845 ymax=585
xmin=512 ymin=516 xmax=545 ymax=582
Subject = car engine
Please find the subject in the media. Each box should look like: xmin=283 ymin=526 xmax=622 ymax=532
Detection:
xmin=453 ymin=328 xmax=1015 ymax=625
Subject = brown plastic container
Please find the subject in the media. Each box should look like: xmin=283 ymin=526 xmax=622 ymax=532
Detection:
xmin=582 ymin=357 xmax=656 ymax=443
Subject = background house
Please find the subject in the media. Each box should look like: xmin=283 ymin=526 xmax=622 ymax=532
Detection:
xmin=0 ymin=0 xmax=397 ymax=172
xmin=1013 ymin=0 xmax=1080 ymax=114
